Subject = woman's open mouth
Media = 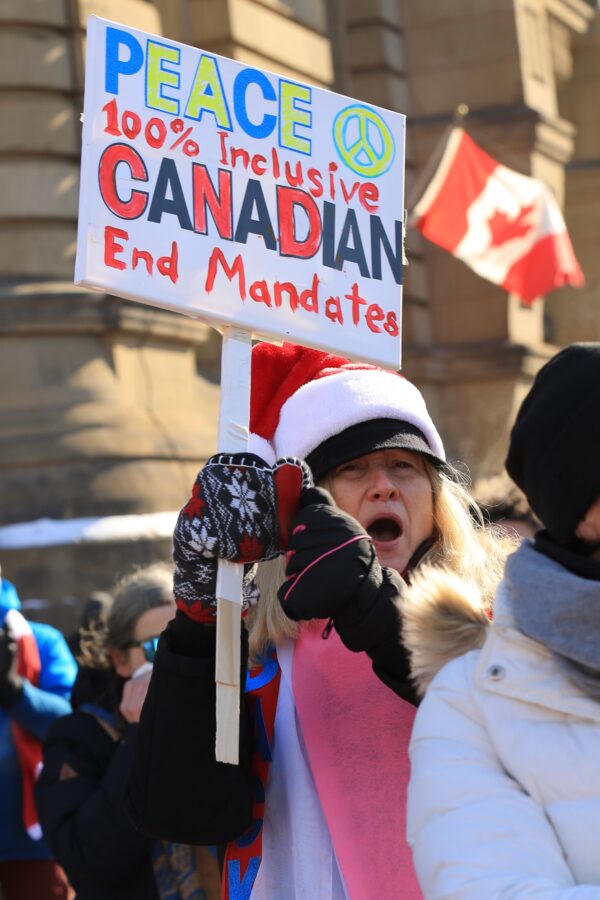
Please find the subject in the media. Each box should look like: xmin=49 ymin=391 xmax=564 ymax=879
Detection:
xmin=366 ymin=517 xmax=403 ymax=543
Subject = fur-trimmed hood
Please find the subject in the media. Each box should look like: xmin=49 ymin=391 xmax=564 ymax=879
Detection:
xmin=398 ymin=564 xmax=491 ymax=699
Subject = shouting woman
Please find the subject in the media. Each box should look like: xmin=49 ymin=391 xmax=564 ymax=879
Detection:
xmin=128 ymin=343 xmax=510 ymax=899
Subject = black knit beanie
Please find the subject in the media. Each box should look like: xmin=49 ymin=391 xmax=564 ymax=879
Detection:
xmin=505 ymin=343 xmax=600 ymax=546
xmin=306 ymin=418 xmax=444 ymax=483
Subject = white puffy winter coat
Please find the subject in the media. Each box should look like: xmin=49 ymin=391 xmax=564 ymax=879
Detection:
xmin=404 ymin=559 xmax=600 ymax=899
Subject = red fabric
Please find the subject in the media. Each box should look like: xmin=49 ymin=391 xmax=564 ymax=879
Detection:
xmin=250 ymin=343 xmax=353 ymax=441
xmin=222 ymin=651 xmax=281 ymax=899
xmin=15 ymin=625 xmax=40 ymax=684
xmin=0 ymin=860 xmax=73 ymax=900
xmin=502 ymin=230 xmax=585 ymax=302
xmin=414 ymin=128 xmax=584 ymax=303
xmin=273 ymin=462 xmax=305 ymax=549
xmin=415 ymin=129 xmax=497 ymax=252
xmin=7 ymin=610 xmax=43 ymax=841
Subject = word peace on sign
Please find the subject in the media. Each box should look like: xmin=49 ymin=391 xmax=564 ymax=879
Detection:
xmin=333 ymin=104 xmax=396 ymax=179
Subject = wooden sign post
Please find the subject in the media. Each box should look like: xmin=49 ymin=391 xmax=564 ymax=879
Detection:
xmin=214 ymin=328 xmax=251 ymax=762
xmin=75 ymin=16 xmax=406 ymax=763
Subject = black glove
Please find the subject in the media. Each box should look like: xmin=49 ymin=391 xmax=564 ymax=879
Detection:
xmin=174 ymin=453 xmax=312 ymax=623
xmin=0 ymin=624 xmax=24 ymax=708
xmin=277 ymin=486 xmax=385 ymax=623
xmin=278 ymin=487 xmax=416 ymax=702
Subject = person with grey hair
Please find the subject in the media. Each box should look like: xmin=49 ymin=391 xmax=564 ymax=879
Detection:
xmin=35 ymin=564 xmax=213 ymax=900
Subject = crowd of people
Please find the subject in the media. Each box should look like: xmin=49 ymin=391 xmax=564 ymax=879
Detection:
xmin=1 ymin=339 xmax=599 ymax=899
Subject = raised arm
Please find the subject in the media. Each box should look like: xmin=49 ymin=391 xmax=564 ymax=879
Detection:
xmin=127 ymin=452 xmax=310 ymax=844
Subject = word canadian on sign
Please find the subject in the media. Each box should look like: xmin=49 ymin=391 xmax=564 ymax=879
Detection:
xmin=76 ymin=17 xmax=406 ymax=368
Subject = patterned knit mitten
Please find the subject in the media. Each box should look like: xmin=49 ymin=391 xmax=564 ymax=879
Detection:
xmin=173 ymin=453 xmax=312 ymax=622
xmin=174 ymin=556 xmax=261 ymax=624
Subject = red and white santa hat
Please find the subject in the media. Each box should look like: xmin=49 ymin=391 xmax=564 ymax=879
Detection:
xmin=249 ymin=343 xmax=445 ymax=479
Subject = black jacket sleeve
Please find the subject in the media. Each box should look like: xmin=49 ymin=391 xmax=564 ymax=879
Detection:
xmin=35 ymin=714 xmax=154 ymax=891
xmin=333 ymin=567 xmax=419 ymax=706
xmin=126 ymin=611 xmax=255 ymax=846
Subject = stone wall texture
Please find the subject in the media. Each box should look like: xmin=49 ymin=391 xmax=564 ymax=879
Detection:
xmin=0 ymin=0 xmax=597 ymax=626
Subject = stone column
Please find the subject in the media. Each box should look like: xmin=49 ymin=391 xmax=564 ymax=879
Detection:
xmin=545 ymin=10 xmax=600 ymax=343
xmin=154 ymin=0 xmax=334 ymax=88
xmin=386 ymin=0 xmax=593 ymax=478
xmin=0 ymin=1 xmax=222 ymax=628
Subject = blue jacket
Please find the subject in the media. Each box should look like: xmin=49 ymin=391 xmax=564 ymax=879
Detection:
xmin=0 ymin=579 xmax=77 ymax=861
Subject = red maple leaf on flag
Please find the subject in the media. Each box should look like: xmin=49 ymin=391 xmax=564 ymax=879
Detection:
xmin=487 ymin=203 xmax=535 ymax=248
xmin=413 ymin=128 xmax=584 ymax=300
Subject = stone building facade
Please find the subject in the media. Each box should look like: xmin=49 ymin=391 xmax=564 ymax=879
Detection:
xmin=0 ymin=0 xmax=597 ymax=625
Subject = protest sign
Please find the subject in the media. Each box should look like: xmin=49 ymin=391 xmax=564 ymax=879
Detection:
xmin=75 ymin=17 xmax=406 ymax=761
xmin=76 ymin=16 xmax=406 ymax=369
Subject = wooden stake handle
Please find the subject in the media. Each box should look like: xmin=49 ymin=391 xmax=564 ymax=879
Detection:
xmin=215 ymin=328 xmax=252 ymax=765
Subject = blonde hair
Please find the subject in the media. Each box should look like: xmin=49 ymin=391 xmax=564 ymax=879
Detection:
xmin=248 ymin=556 xmax=298 ymax=661
xmin=247 ymin=459 xmax=514 ymax=660
xmin=426 ymin=463 xmax=515 ymax=607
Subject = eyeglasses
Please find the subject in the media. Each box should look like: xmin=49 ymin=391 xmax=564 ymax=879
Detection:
xmin=119 ymin=635 xmax=160 ymax=663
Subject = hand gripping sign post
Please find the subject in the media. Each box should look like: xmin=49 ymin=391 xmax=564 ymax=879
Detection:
xmin=75 ymin=17 xmax=406 ymax=763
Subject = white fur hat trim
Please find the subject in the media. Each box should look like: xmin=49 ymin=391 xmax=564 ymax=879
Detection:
xmin=271 ymin=368 xmax=445 ymax=462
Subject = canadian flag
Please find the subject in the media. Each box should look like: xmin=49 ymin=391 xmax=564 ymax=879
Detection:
xmin=412 ymin=127 xmax=584 ymax=304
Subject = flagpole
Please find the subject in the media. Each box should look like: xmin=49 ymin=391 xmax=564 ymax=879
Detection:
xmin=406 ymin=104 xmax=469 ymax=218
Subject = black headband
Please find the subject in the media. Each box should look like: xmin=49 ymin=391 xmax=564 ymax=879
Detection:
xmin=306 ymin=418 xmax=444 ymax=482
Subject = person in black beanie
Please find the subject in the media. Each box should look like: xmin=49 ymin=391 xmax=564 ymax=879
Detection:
xmin=506 ymin=341 xmax=600 ymax=570
xmin=403 ymin=341 xmax=600 ymax=897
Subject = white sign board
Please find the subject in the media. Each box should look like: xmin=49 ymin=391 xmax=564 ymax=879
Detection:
xmin=76 ymin=17 xmax=406 ymax=369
